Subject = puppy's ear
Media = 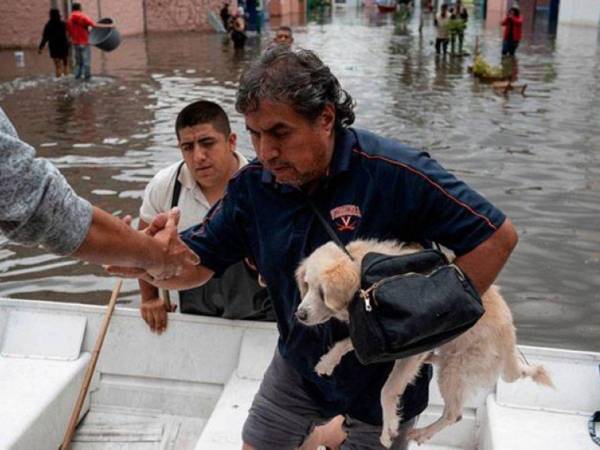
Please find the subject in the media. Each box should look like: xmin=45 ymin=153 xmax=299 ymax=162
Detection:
xmin=322 ymin=258 xmax=360 ymax=311
xmin=295 ymin=261 xmax=308 ymax=298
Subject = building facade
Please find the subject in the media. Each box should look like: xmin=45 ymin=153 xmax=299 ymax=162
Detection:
xmin=0 ymin=0 xmax=308 ymax=49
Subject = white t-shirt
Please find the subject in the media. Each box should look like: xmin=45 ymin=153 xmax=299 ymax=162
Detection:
xmin=436 ymin=14 xmax=450 ymax=39
xmin=139 ymin=151 xmax=248 ymax=232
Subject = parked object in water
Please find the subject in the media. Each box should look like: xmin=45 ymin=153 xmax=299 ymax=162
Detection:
xmin=1 ymin=296 xmax=598 ymax=450
xmin=469 ymin=55 xmax=509 ymax=82
xmin=89 ymin=18 xmax=121 ymax=52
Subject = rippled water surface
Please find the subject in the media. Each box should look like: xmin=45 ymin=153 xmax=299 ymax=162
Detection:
xmin=1 ymin=9 xmax=599 ymax=352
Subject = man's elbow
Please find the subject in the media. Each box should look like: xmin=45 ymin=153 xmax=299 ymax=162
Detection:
xmin=497 ymin=218 xmax=519 ymax=258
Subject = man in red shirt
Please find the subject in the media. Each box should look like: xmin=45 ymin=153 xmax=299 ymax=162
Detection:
xmin=67 ymin=2 xmax=113 ymax=80
xmin=501 ymin=7 xmax=523 ymax=57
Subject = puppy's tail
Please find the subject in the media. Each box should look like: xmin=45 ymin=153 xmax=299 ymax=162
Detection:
xmin=502 ymin=350 xmax=555 ymax=388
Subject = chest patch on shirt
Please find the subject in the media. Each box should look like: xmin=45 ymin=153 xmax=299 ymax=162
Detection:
xmin=330 ymin=204 xmax=362 ymax=232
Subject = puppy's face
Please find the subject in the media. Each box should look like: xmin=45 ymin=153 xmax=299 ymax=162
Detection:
xmin=295 ymin=242 xmax=360 ymax=326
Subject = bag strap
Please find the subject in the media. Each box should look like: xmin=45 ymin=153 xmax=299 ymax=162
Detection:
xmin=305 ymin=196 xmax=355 ymax=262
xmin=170 ymin=161 xmax=186 ymax=208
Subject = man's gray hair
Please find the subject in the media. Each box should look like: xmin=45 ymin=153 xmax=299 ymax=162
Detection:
xmin=236 ymin=47 xmax=355 ymax=129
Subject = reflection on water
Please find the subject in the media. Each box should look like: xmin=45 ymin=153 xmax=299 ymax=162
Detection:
xmin=1 ymin=9 xmax=599 ymax=352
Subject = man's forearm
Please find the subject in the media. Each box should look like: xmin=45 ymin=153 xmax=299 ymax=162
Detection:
xmin=149 ymin=264 xmax=214 ymax=290
xmin=140 ymin=278 xmax=160 ymax=302
xmin=74 ymin=207 xmax=164 ymax=268
xmin=455 ymin=218 xmax=518 ymax=294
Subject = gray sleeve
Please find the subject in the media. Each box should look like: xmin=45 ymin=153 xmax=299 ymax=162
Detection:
xmin=0 ymin=107 xmax=93 ymax=255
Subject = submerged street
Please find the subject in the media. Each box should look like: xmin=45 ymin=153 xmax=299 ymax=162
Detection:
xmin=0 ymin=8 xmax=599 ymax=352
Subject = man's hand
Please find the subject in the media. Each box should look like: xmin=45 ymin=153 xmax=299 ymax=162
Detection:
xmin=107 ymin=208 xmax=199 ymax=280
xmin=106 ymin=208 xmax=213 ymax=290
xmin=147 ymin=208 xmax=199 ymax=280
xmin=140 ymin=297 xmax=177 ymax=334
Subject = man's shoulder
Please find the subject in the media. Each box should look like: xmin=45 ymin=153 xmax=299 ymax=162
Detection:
xmin=70 ymin=11 xmax=93 ymax=24
xmin=145 ymin=161 xmax=182 ymax=192
xmin=351 ymin=128 xmax=426 ymax=166
xmin=231 ymin=158 xmax=264 ymax=182
xmin=140 ymin=161 xmax=183 ymax=220
xmin=347 ymin=128 xmax=437 ymax=188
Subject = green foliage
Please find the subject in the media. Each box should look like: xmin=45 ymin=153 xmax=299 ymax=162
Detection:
xmin=394 ymin=4 xmax=411 ymax=23
xmin=472 ymin=55 xmax=504 ymax=78
xmin=448 ymin=18 xmax=467 ymax=35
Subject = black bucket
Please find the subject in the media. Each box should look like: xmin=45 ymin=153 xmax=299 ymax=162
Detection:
xmin=89 ymin=18 xmax=121 ymax=52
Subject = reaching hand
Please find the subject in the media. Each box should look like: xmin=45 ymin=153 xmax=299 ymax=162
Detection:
xmin=105 ymin=208 xmax=199 ymax=281
xmin=145 ymin=208 xmax=199 ymax=280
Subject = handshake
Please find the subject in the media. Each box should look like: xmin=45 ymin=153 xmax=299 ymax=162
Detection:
xmin=104 ymin=207 xmax=201 ymax=288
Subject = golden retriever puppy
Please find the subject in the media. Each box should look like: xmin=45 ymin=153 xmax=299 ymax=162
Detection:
xmin=295 ymin=239 xmax=554 ymax=448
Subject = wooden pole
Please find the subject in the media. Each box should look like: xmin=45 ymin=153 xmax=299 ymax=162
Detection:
xmin=60 ymin=279 xmax=123 ymax=450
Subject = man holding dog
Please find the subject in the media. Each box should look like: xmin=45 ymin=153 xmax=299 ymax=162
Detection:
xmin=110 ymin=46 xmax=518 ymax=449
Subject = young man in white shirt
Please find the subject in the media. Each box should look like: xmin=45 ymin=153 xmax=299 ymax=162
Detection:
xmin=138 ymin=100 xmax=272 ymax=332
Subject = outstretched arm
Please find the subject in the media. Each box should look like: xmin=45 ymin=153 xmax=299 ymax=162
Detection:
xmin=74 ymin=207 xmax=199 ymax=279
xmin=0 ymin=107 xmax=196 ymax=279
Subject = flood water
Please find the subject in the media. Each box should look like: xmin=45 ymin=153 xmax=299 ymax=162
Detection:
xmin=1 ymin=8 xmax=599 ymax=352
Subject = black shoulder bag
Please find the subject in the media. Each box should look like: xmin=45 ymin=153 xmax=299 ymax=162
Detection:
xmin=307 ymin=199 xmax=485 ymax=365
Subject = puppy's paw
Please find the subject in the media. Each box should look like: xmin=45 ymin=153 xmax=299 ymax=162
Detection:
xmin=380 ymin=417 xmax=399 ymax=448
xmin=379 ymin=430 xmax=393 ymax=449
xmin=315 ymin=355 xmax=337 ymax=376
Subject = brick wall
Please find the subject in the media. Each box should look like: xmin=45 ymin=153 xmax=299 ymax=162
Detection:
xmin=0 ymin=0 xmax=144 ymax=49
xmin=97 ymin=0 xmax=145 ymax=36
xmin=1 ymin=0 xmax=298 ymax=49
xmin=0 ymin=0 xmax=54 ymax=48
xmin=270 ymin=0 xmax=304 ymax=17
xmin=145 ymin=0 xmax=229 ymax=32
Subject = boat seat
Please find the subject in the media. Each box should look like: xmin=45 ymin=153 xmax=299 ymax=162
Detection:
xmin=0 ymin=354 xmax=91 ymax=449
xmin=485 ymin=394 xmax=598 ymax=450
xmin=195 ymin=327 xmax=277 ymax=450
xmin=486 ymin=347 xmax=600 ymax=450
xmin=0 ymin=310 xmax=90 ymax=450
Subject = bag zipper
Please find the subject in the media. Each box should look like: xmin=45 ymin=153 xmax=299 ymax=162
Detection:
xmin=357 ymin=264 xmax=466 ymax=312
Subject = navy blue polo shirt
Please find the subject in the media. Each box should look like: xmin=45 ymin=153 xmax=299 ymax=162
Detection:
xmin=181 ymin=127 xmax=506 ymax=425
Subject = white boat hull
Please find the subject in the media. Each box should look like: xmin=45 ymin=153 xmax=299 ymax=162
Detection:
xmin=0 ymin=297 xmax=598 ymax=450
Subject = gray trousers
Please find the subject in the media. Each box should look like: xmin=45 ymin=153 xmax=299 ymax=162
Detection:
xmin=242 ymin=350 xmax=416 ymax=450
